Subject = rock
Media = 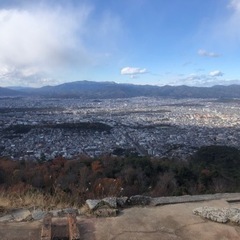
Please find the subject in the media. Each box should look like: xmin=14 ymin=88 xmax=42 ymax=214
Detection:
xmin=229 ymin=213 xmax=240 ymax=224
xmin=49 ymin=210 xmax=60 ymax=217
xmin=103 ymin=197 xmax=117 ymax=208
xmin=78 ymin=209 xmax=82 ymax=215
xmin=62 ymin=208 xmax=78 ymax=214
xmin=12 ymin=209 xmax=31 ymax=222
xmin=86 ymin=199 xmax=102 ymax=211
xmin=32 ymin=209 xmax=47 ymax=221
xmin=129 ymin=195 xmax=151 ymax=206
xmin=226 ymin=208 xmax=240 ymax=218
xmin=93 ymin=207 xmax=118 ymax=217
xmin=0 ymin=214 xmax=14 ymax=222
xmin=193 ymin=207 xmax=206 ymax=216
xmin=117 ymin=197 xmax=128 ymax=207
xmin=193 ymin=207 xmax=230 ymax=223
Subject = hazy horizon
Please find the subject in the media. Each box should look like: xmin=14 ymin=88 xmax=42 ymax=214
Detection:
xmin=2 ymin=79 xmax=240 ymax=90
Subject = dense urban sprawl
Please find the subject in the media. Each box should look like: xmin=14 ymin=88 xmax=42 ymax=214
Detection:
xmin=0 ymin=97 xmax=240 ymax=160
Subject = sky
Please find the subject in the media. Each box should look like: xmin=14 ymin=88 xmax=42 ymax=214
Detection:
xmin=0 ymin=0 xmax=240 ymax=87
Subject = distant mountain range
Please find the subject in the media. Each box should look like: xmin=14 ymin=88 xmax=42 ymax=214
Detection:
xmin=0 ymin=87 xmax=27 ymax=97
xmin=1 ymin=80 xmax=240 ymax=99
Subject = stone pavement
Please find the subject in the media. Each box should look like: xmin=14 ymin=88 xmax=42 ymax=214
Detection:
xmin=91 ymin=199 xmax=240 ymax=240
xmin=1 ymin=198 xmax=240 ymax=240
xmin=0 ymin=221 xmax=41 ymax=240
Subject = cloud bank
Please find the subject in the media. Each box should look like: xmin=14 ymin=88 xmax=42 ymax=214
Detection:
xmin=168 ymin=69 xmax=227 ymax=87
xmin=0 ymin=5 xmax=92 ymax=86
xmin=0 ymin=2 xmax=122 ymax=87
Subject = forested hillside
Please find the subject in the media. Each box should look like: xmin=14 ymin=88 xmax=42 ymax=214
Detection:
xmin=0 ymin=145 xmax=239 ymax=206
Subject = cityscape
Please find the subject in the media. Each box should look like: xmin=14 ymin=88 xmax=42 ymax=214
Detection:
xmin=1 ymin=97 xmax=239 ymax=161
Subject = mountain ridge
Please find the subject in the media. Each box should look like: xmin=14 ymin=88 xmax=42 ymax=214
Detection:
xmin=0 ymin=87 xmax=26 ymax=97
xmin=1 ymin=80 xmax=240 ymax=99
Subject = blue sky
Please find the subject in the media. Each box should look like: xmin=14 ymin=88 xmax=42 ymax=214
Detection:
xmin=0 ymin=0 xmax=240 ymax=87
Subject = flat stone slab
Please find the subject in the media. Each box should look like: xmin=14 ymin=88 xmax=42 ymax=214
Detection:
xmin=129 ymin=195 xmax=152 ymax=206
xmin=151 ymin=193 xmax=240 ymax=206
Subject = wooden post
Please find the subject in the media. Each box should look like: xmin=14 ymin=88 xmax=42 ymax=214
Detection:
xmin=68 ymin=214 xmax=80 ymax=240
xmin=41 ymin=214 xmax=52 ymax=240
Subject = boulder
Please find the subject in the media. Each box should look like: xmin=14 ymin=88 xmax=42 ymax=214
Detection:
xmin=32 ymin=209 xmax=47 ymax=221
xmin=103 ymin=197 xmax=117 ymax=208
xmin=93 ymin=206 xmax=119 ymax=217
xmin=12 ymin=209 xmax=31 ymax=222
xmin=117 ymin=197 xmax=128 ymax=207
xmin=86 ymin=199 xmax=102 ymax=211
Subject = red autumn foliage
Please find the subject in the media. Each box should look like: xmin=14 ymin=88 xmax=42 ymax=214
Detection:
xmin=91 ymin=160 xmax=103 ymax=173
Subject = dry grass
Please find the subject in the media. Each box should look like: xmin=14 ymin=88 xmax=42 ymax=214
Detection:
xmin=0 ymin=189 xmax=83 ymax=212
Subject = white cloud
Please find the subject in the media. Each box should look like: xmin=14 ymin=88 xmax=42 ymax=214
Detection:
xmin=168 ymin=70 xmax=227 ymax=86
xmin=0 ymin=6 xmax=92 ymax=86
xmin=121 ymin=67 xmax=147 ymax=75
xmin=198 ymin=49 xmax=220 ymax=58
xmin=0 ymin=63 xmax=60 ymax=87
xmin=0 ymin=65 xmax=13 ymax=76
xmin=209 ymin=70 xmax=224 ymax=77
xmin=0 ymin=3 xmax=123 ymax=87
xmin=0 ymin=7 xmax=92 ymax=67
xmin=20 ymin=67 xmax=41 ymax=78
